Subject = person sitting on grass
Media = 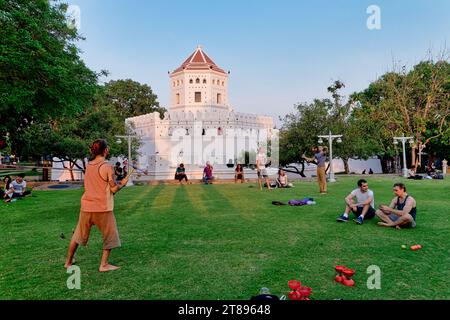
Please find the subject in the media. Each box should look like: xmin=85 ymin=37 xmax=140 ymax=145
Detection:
xmin=235 ymin=164 xmax=245 ymax=183
xmin=175 ymin=163 xmax=189 ymax=184
xmin=407 ymin=165 xmax=423 ymax=180
xmin=114 ymin=162 xmax=124 ymax=181
xmin=276 ymin=169 xmax=293 ymax=188
xmin=203 ymin=162 xmax=214 ymax=184
xmin=376 ymin=183 xmax=417 ymax=230
xmin=1 ymin=175 xmax=12 ymax=200
xmin=4 ymin=173 xmax=31 ymax=203
xmin=336 ymin=179 xmax=376 ymax=225
xmin=122 ymin=162 xmax=128 ymax=178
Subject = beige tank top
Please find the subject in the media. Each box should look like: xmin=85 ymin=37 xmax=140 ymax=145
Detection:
xmin=80 ymin=160 xmax=114 ymax=212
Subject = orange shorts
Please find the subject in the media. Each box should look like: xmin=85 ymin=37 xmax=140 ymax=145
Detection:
xmin=72 ymin=211 xmax=121 ymax=250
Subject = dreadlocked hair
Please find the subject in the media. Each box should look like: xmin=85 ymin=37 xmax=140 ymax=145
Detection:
xmin=90 ymin=139 xmax=108 ymax=157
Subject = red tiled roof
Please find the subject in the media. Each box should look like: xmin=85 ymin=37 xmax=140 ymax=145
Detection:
xmin=172 ymin=46 xmax=227 ymax=74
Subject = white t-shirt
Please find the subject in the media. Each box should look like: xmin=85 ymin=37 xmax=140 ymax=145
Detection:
xmin=12 ymin=180 xmax=27 ymax=194
xmin=351 ymin=188 xmax=375 ymax=208
xmin=256 ymin=153 xmax=267 ymax=168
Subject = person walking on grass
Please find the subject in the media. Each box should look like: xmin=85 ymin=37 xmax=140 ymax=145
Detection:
xmin=336 ymin=179 xmax=376 ymax=225
xmin=256 ymin=147 xmax=271 ymax=190
xmin=376 ymin=183 xmax=417 ymax=230
xmin=64 ymin=139 xmax=129 ymax=272
xmin=303 ymin=146 xmax=327 ymax=194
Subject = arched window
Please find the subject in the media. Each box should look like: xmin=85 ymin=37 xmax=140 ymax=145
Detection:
xmin=203 ymin=79 xmax=207 ymax=84
xmin=196 ymin=78 xmax=200 ymax=84
xmin=189 ymin=79 xmax=193 ymax=84
xmin=222 ymin=81 xmax=225 ymax=86
xmin=212 ymin=80 xmax=215 ymax=85
xmin=176 ymin=93 xmax=180 ymax=104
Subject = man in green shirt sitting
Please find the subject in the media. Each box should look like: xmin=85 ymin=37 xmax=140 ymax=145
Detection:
xmin=175 ymin=163 xmax=189 ymax=184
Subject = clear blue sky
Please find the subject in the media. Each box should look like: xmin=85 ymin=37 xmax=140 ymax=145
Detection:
xmin=69 ymin=0 xmax=449 ymax=125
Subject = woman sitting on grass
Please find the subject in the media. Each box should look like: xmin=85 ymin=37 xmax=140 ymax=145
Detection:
xmin=1 ymin=175 xmax=12 ymax=200
xmin=235 ymin=164 xmax=245 ymax=183
xmin=276 ymin=169 xmax=293 ymax=188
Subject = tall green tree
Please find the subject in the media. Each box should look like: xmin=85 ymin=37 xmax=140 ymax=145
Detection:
xmin=0 ymin=0 xmax=103 ymax=153
xmin=19 ymin=103 xmax=140 ymax=179
xmin=351 ymin=58 xmax=450 ymax=168
xmin=98 ymin=79 xmax=166 ymax=120
xmin=280 ymin=82 xmax=383 ymax=172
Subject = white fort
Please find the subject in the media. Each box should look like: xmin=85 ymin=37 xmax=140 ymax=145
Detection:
xmin=127 ymin=46 xmax=276 ymax=180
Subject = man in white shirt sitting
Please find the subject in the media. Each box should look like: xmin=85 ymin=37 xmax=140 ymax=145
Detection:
xmin=336 ymin=179 xmax=376 ymax=225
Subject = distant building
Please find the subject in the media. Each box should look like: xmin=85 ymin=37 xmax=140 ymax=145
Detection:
xmin=127 ymin=46 xmax=275 ymax=180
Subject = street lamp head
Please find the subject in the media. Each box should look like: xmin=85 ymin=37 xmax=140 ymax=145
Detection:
xmin=393 ymin=140 xmax=399 ymax=145
xmin=336 ymin=137 xmax=342 ymax=143
xmin=409 ymin=139 xmax=414 ymax=146
xmin=116 ymin=138 xmax=122 ymax=144
xmin=318 ymin=138 xmax=323 ymax=144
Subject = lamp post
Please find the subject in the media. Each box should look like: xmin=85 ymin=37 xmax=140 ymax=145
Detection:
xmin=393 ymin=134 xmax=414 ymax=178
xmin=116 ymin=134 xmax=137 ymax=186
xmin=318 ymin=131 xmax=343 ymax=183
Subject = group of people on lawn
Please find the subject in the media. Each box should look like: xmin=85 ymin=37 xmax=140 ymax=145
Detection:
xmin=64 ymin=139 xmax=419 ymax=275
xmin=0 ymin=173 xmax=32 ymax=203
xmin=113 ymin=161 xmax=129 ymax=182
xmin=302 ymin=145 xmax=418 ymax=229
xmin=336 ymin=179 xmax=417 ymax=229
xmin=174 ymin=161 xmax=292 ymax=188
xmin=174 ymin=162 xmax=214 ymax=185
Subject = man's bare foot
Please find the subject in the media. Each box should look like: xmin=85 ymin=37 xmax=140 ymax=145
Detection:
xmin=378 ymin=222 xmax=389 ymax=227
xmin=64 ymin=258 xmax=77 ymax=269
xmin=395 ymin=225 xmax=402 ymax=230
xmin=99 ymin=264 xmax=121 ymax=272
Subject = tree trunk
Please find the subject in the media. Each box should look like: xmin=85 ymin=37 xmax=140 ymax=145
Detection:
xmin=69 ymin=162 xmax=75 ymax=181
xmin=411 ymin=146 xmax=416 ymax=170
xmin=343 ymin=158 xmax=350 ymax=174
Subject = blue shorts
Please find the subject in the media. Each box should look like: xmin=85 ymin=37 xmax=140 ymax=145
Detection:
xmin=353 ymin=206 xmax=376 ymax=219
xmin=388 ymin=214 xmax=417 ymax=228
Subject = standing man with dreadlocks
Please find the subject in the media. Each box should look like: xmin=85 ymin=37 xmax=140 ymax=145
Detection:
xmin=303 ymin=146 xmax=328 ymax=194
xmin=64 ymin=139 xmax=129 ymax=272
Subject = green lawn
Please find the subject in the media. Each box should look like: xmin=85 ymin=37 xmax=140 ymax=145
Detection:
xmin=0 ymin=177 xmax=449 ymax=300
